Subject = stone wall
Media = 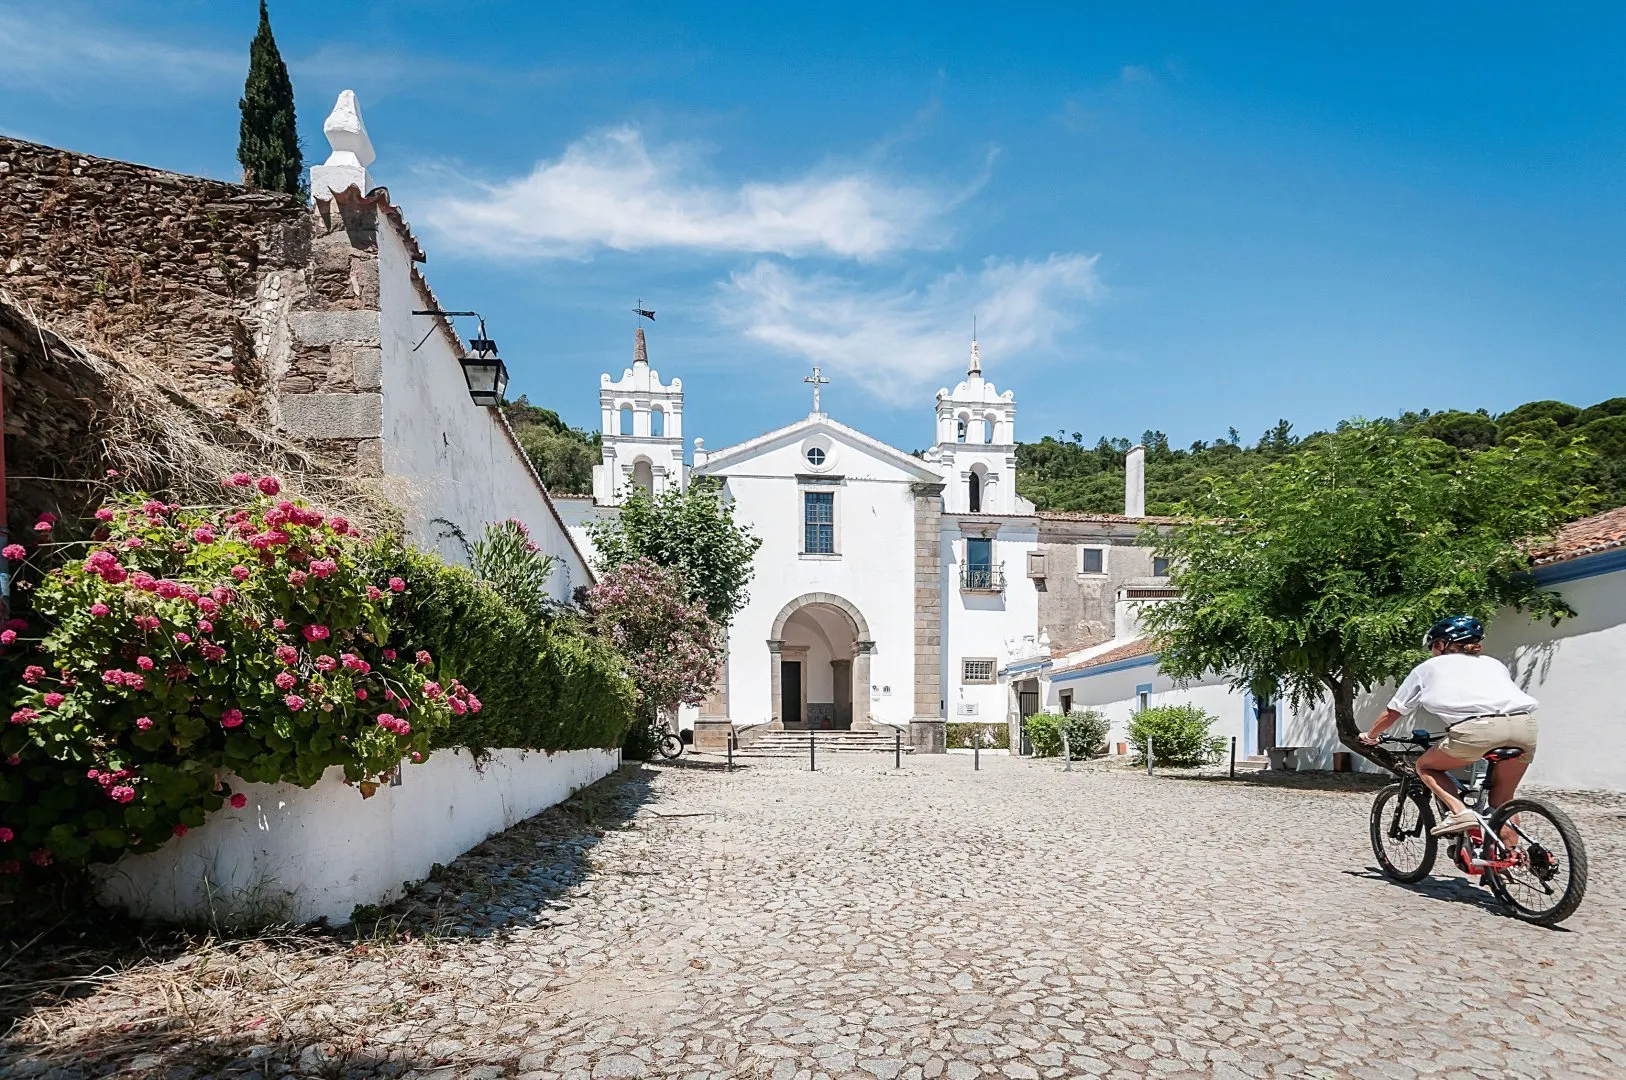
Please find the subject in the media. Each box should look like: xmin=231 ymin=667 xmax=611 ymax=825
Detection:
xmin=0 ymin=137 xmax=310 ymax=415
xmin=910 ymin=482 xmax=946 ymax=751
xmin=1033 ymin=517 xmax=1164 ymax=653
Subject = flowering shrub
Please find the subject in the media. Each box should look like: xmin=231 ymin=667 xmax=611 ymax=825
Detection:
xmin=369 ymin=542 xmax=635 ymax=755
xmin=582 ymin=558 xmax=722 ymax=757
xmin=0 ymin=477 xmax=471 ymax=875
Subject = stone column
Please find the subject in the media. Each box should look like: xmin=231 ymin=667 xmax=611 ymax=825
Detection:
xmin=766 ymin=639 xmax=785 ymax=731
xmin=692 ymin=646 xmax=733 ymax=752
xmin=909 ymin=482 xmax=947 ymax=753
xmin=852 ymin=639 xmax=876 ymax=730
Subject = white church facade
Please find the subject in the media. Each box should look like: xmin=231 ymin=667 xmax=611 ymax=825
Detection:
xmin=557 ymin=328 xmax=1169 ymax=753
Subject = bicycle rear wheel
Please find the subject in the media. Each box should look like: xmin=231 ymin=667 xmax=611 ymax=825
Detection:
xmin=1486 ymin=798 xmax=1587 ymax=926
xmin=656 ymin=731 xmax=684 ymax=760
xmin=1370 ymin=782 xmax=1437 ymax=883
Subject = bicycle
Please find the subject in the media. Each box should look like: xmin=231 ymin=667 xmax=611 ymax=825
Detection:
xmin=654 ymin=725 xmax=684 ymax=761
xmin=1369 ymin=729 xmax=1588 ymax=927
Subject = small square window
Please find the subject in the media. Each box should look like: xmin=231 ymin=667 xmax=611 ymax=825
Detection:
xmin=1153 ymin=556 xmax=1171 ymax=577
xmin=962 ymin=658 xmax=997 ymax=684
xmin=1080 ymin=547 xmax=1105 ymax=574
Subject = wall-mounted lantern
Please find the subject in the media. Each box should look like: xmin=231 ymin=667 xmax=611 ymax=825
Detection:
xmin=460 ymin=329 xmax=509 ymax=407
xmin=412 ymin=308 xmax=510 ymax=407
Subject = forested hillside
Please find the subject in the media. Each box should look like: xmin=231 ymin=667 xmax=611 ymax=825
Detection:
xmin=1017 ymin=397 xmax=1626 ymax=516
xmin=504 ymin=396 xmax=599 ymax=495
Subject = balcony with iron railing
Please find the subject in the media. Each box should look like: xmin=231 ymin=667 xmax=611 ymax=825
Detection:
xmin=960 ymin=563 xmax=1005 ymax=592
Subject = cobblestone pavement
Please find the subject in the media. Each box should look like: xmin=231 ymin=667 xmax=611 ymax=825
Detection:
xmin=6 ymin=753 xmax=1626 ymax=1079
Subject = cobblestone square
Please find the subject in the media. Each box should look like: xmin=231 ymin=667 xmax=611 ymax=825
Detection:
xmin=6 ymin=753 xmax=1626 ymax=1079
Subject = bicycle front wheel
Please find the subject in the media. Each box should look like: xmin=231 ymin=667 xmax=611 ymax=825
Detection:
xmin=1486 ymin=798 xmax=1587 ymax=927
xmin=656 ymin=732 xmax=684 ymax=760
xmin=1370 ymin=782 xmax=1437 ymax=883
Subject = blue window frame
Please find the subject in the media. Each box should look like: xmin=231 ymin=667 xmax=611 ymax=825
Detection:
xmin=966 ymin=537 xmax=993 ymax=570
xmin=804 ymin=491 xmax=834 ymax=554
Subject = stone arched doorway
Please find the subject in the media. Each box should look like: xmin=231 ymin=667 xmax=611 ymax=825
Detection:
xmin=768 ymin=593 xmax=874 ymax=731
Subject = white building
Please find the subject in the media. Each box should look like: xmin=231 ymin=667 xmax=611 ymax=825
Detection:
xmin=568 ymin=334 xmax=1163 ymax=752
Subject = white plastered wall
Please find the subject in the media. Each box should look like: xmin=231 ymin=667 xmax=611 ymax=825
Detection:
xmin=945 ymin=521 xmax=1040 ymax=725
xmin=375 ymin=223 xmax=589 ymax=597
xmin=707 ymin=431 xmax=922 ymax=728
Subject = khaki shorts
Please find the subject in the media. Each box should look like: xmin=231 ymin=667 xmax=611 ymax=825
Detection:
xmin=1440 ymin=712 xmax=1537 ymax=763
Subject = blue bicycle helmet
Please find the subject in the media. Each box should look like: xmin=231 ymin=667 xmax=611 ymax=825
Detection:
xmin=1424 ymin=614 xmax=1483 ymax=648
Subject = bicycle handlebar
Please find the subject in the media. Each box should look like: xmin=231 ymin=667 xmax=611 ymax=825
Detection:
xmin=1375 ymin=729 xmax=1444 ymax=750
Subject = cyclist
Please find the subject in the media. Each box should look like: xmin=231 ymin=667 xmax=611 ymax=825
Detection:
xmin=1359 ymin=615 xmax=1538 ymax=838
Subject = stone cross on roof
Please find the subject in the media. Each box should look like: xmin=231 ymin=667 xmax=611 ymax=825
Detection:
xmin=804 ymin=366 xmax=830 ymax=415
xmin=310 ymin=90 xmax=375 ymax=202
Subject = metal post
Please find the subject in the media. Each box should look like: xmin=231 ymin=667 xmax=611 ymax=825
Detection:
xmin=727 ymin=729 xmax=735 ymax=770
xmin=1229 ymin=735 xmax=1236 ymax=779
xmin=894 ymin=730 xmax=901 ymax=770
xmin=973 ymin=728 xmax=981 ymax=771
xmin=809 ymin=731 xmax=816 ymax=772
xmin=1146 ymin=735 xmax=1154 ymax=776
xmin=1062 ymin=730 xmax=1072 ymax=771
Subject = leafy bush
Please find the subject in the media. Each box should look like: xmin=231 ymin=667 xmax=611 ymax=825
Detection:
xmin=367 ymin=544 xmax=635 ymax=756
xmin=1025 ymin=710 xmax=1110 ymax=759
xmin=0 ymin=479 xmax=465 ymax=875
xmin=946 ymin=722 xmax=1008 ymax=750
xmin=1127 ymin=705 xmax=1226 ymax=767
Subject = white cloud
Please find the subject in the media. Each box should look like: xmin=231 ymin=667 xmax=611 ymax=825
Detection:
xmin=716 ymin=256 xmax=1106 ymax=404
xmin=416 ymin=126 xmax=973 ymax=260
xmin=0 ymin=8 xmax=242 ymax=96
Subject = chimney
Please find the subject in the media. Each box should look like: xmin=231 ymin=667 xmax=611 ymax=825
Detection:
xmin=1124 ymin=444 xmax=1145 ymax=518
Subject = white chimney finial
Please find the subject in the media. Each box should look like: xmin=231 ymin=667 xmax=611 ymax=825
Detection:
xmin=310 ymin=90 xmax=375 ymax=201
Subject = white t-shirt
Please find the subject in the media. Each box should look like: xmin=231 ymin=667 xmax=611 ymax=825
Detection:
xmin=1387 ymin=653 xmax=1538 ymax=725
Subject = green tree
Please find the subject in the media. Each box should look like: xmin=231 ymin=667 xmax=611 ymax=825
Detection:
xmin=505 ymin=396 xmax=599 ymax=495
xmin=1413 ymin=410 xmax=1500 ymax=451
xmin=1141 ymin=423 xmax=1593 ymax=770
xmin=587 ymin=481 xmax=762 ymax=626
xmin=1496 ymin=399 xmax=1581 ymax=432
xmin=237 ymin=1 xmax=303 ymax=196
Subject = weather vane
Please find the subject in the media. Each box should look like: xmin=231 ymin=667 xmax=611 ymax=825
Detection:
xmin=633 ymin=299 xmax=655 ymax=321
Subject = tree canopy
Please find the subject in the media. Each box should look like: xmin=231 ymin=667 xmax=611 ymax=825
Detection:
xmin=505 ymin=396 xmax=599 ymax=495
xmin=586 ymin=481 xmax=762 ymax=627
xmin=1139 ymin=423 xmax=1594 ymax=769
xmin=237 ymin=1 xmax=303 ymax=196
xmin=1017 ymin=395 xmax=1626 ymax=516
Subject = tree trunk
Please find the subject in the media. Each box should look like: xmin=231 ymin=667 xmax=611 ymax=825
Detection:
xmin=1328 ymin=673 xmax=1401 ymax=774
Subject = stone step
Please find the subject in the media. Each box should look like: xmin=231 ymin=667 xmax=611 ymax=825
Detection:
xmin=736 ymin=730 xmax=913 ymax=756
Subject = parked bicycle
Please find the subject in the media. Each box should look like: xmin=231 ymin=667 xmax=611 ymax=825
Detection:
xmin=654 ymin=725 xmax=684 ymax=760
xmin=1369 ymin=729 xmax=1587 ymax=927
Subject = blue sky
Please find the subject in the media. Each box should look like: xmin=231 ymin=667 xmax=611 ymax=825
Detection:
xmin=3 ymin=2 xmax=1622 ymax=453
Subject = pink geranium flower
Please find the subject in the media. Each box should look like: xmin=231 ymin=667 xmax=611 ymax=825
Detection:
xmin=0 ymin=827 xmax=11 ymax=842
xmin=275 ymin=671 xmax=297 ymax=690
xmin=257 ymin=475 xmax=281 ymax=496
xmin=284 ymin=694 xmax=306 ymax=711
xmin=22 ymin=665 xmax=44 ymax=684
xmin=287 ymin=569 xmax=308 ymax=587
xmin=95 ymin=507 xmax=115 ymax=522
xmin=415 ymin=650 xmax=431 ymax=666
xmin=155 ymin=580 xmax=181 ymax=599
xmin=389 ymin=577 xmax=406 ymax=593
xmin=136 ymin=716 xmax=155 ymax=731
xmin=231 ymin=565 xmax=251 ymax=582
xmin=230 ymin=793 xmax=247 ymax=809
xmin=109 ymin=785 xmax=136 ymax=804
xmin=227 ymin=471 xmax=253 ymax=486
xmin=275 ymin=645 xmax=299 ymax=665
xmin=136 ymin=656 xmax=155 ymax=671
xmin=366 ymin=585 xmax=383 ymax=600
xmin=172 ymin=824 xmax=188 ymax=837
xmin=1 ymin=544 xmax=26 ymax=561
xmin=192 ymin=526 xmax=216 ymax=545
xmin=355 ymin=689 xmax=368 ymax=701
xmin=302 ymin=624 xmax=330 ymax=642
xmin=43 ymin=693 xmax=65 ymax=708
xmin=221 ymin=709 xmax=244 ymax=729
xmin=90 ymin=603 xmax=111 ymax=617
xmin=0 ymin=630 xmax=15 ymax=645
xmin=382 ymin=648 xmax=397 ymax=660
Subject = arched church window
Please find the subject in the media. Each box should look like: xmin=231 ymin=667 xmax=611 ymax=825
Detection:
xmin=957 ymin=419 xmax=967 ymax=443
xmin=650 ymin=407 xmax=665 ymax=437
xmin=632 ymin=459 xmax=654 ymax=494
xmin=968 ymin=470 xmax=982 ymax=513
xmin=619 ymin=406 xmax=635 ymax=436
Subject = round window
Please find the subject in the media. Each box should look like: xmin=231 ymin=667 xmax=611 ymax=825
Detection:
xmin=806 ymin=447 xmax=826 ymax=466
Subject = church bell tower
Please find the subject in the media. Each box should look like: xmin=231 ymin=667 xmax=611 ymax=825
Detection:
xmin=592 ymin=327 xmax=687 ymax=505
xmin=929 ymin=338 xmax=1018 ymax=515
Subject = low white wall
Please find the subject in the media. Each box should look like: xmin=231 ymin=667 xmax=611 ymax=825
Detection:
xmin=95 ymin=746 xmax=620 ymax=925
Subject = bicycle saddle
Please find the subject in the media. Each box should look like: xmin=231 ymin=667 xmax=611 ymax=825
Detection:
xmin=1484 ymin=746 xmax=1525 ymax=762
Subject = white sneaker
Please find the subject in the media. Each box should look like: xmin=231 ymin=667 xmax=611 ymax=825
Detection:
xmin=1431 ymin=809 xmax=1479 ymax=836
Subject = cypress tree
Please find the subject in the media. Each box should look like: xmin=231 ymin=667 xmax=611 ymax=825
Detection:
xmin=237 ymin=0 xmax=304 ymax=195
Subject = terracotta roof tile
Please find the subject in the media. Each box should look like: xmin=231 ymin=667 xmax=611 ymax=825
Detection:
xmin=1035 ymin=510 xmax=1183 ymax=525
xmin=1531 ymin=506 xmax=1626 ymax=566
xmin=1047 ymin=637 xmax=1159 ymax=677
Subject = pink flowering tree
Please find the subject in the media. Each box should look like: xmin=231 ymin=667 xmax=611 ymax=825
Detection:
xmin=0 ymin=476 xmax=478 ymax=878
xmin=581 ymin=558 xmax=722 ymax=736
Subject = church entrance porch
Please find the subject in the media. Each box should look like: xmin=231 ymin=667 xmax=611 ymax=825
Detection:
xmin=767 ymin=593 xmax=874 ymax=732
